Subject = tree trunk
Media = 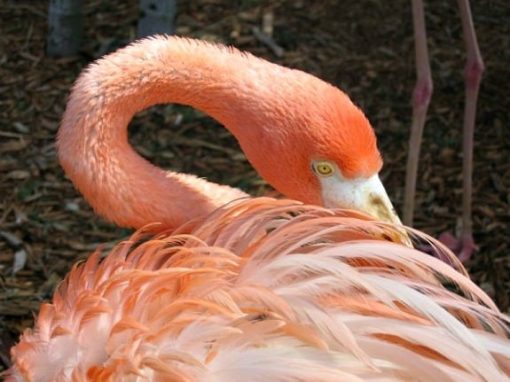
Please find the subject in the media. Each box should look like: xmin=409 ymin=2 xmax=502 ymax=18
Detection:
xmin=137 ymin=0 xmax=177 ymax=38
xmin=47 ymin=0 xmax=84 ymax=57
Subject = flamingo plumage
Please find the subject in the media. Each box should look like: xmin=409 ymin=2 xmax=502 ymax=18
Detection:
xmin=6 ymin=36 xmax=510 ymax=380
xmin=7 ymin=198 xmax=510 ymax=381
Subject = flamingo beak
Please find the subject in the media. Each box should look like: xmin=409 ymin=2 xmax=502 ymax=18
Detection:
xmin=319 ymin=174 xmax=412 ymax=246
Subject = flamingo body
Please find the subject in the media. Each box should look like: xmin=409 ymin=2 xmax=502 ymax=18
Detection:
xmin=7 ymin=199 xmax=510 ymax=381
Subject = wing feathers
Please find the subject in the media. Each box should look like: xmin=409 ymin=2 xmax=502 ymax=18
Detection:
xmin=8 ymin=198 xmax=510 ymax=381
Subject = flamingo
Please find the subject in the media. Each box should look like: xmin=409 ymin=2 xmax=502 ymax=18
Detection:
xmin=405 ymin=0 xmax=484 ymax=262
xmin=7 ymin=36 xmax=509 ymax=380
xmin=7 ymin=198 xmax=510 ymax=380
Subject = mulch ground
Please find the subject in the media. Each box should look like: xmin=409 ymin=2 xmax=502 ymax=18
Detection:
xmin=1 ymin=0 xmax=509 ymax=371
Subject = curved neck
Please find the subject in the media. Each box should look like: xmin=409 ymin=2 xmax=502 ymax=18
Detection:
xmin=57 ymin=37 xmax=276 ymax=229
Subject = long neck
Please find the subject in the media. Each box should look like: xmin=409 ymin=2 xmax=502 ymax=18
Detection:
xmin=58 ymin=37 xmax=286 ymax=229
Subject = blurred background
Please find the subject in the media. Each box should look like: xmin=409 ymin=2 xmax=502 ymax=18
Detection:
xmin=0 ymin=0 xmax=509 ymax=370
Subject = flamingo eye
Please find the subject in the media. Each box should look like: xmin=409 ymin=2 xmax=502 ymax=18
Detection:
xmin=313 ymin=161 xmax=334 ymax=177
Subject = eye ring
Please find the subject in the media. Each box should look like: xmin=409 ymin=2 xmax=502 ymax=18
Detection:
xmin=313 ymin=161 xmax=334 ymax=177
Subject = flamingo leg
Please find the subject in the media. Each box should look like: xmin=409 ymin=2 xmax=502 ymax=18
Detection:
xmin=403 ymin=0 xmax=433 ymax=226
xmin=440 ymin=0 xmax=484 ymax=262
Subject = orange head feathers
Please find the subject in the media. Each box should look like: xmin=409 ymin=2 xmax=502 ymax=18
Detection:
xmin=228 ymin=73 xmax=383 ymax=206
xmin=57 ymin=36 xmax=391 ymax=230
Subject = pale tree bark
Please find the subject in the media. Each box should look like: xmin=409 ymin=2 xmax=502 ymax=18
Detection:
xmin=138 ymin=0 xmax=177 ymax=38
xmin=47 ymin=0 xmax=84 ymax=57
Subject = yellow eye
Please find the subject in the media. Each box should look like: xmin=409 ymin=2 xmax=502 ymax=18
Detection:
xmin=313 ymin=161 xmax=334 ymax=176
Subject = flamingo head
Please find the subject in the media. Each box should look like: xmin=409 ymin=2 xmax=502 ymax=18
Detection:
xmin=233 ymin=71 xmax=402 ymax=227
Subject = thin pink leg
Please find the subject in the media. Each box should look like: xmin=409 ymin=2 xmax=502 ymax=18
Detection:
xmin=441 ymin=0 xmax=484 ymax=262
xmin=404 ymin=0 xmax=433 ymax=226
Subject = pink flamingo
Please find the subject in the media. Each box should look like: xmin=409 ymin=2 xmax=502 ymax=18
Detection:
xmin=7 ymin=37 xmax=509 ymax=380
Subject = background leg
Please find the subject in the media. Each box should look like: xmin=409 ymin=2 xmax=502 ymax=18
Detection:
xmin=404 ymin=0 xmax=433 ymax=226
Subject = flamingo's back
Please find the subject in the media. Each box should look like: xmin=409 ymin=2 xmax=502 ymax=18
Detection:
xmin=7 ymin=198 xmax=510 ymax=381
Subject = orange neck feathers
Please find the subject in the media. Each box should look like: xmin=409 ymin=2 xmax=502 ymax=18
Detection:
xmin=58 ymin=36 xmax=381 ymax=229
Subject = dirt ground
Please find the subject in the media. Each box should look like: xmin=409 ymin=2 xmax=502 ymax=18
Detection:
xmin=0 ymin=0 xmax=509 ymax=371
